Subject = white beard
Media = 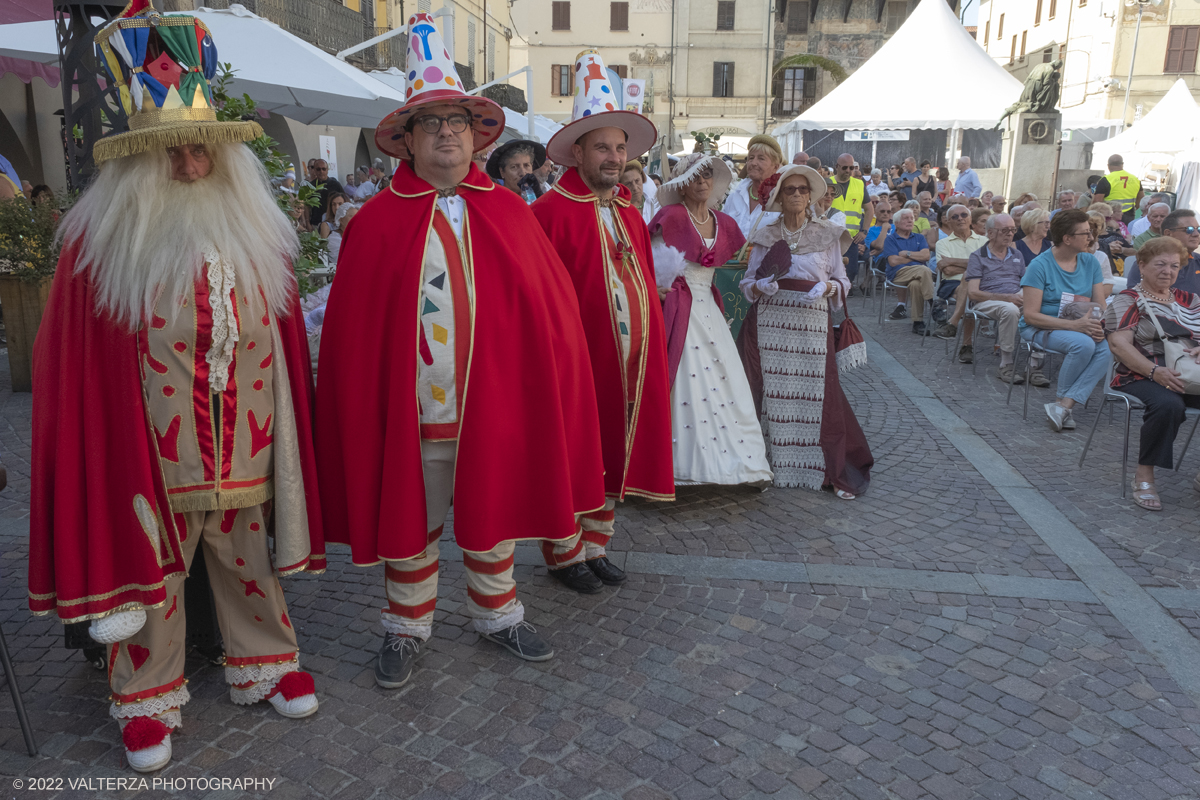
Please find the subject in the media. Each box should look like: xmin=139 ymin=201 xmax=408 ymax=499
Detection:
xmin=59 ymin=143 xmax=299 ymax=329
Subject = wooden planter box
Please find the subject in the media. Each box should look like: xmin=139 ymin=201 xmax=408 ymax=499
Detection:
xmin=0 ymin=274 xmax=53 ymax=393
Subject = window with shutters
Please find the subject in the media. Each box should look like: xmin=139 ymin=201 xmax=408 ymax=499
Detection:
xmin=612 ymin=65 xmax=628 ymax=79
xmin=1165 ymin=26 xmax=1200 ymax=73
xmin=775 ymin=67 xmax=816 ymax=114
xmin=713 ymin=61 xmax=735 ymax=97
xmin=1020 ymin=30 xmax=1027 ymax=59
xmin=997 ymin=13 xmax=1004 ymax=40
xmin=717 ymin=1 xmax=736 ymax=30
xmin=552 ymin=1 xmax=570 ymax=30
xmin=611 ymin=2 xmax=629 ymax=30
xmin=1059 ymin=43 xmax=1066 ymax=60
xmin=1043 ymin=47 xmax=1053 ymax=63
xmin=1035 ymin=0 xmax=1042 ymax=25
xmin=467 ymin=20 xmax=476 ymax=74
xmin=1078 ymin=0 xmax=1086 ymax=7
xmin=551 ymin=65 xmax=574 ymax=96
xmin=487 ymin=31 xmax=495 ymax=80
xmin=984 ymin=21 xmax=990 ymax=43
xmin=787 ymin=1 xmax=809 ymax=34
xmin=1009 ymin=35 xmax=1016 ymax=63
xmin=886 ymin=1 xmax=907 ymax=33
xmin=1049 ymin=0 xmax=1056 ymax=19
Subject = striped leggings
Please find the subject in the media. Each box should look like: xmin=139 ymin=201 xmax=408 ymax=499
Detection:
xmin=542 ymin=498 xmax=616 ymax=568
xmin=381 ymin=440 xmax=522 ymax=640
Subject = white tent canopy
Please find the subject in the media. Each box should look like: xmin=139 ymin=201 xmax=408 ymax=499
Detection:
xmin=773 ymin=0 xmax=1022 ymax=142
xmin=1092 ymin=79 xmax=1200 ymax=169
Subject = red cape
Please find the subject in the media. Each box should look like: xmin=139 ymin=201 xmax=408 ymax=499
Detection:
xmin=532 ymin=169 xmax=675 ymax=501
xmin=314 ymin=162 xmax=606 ymax=564
xmin=29 ymin=244 xmax=325 ymax=623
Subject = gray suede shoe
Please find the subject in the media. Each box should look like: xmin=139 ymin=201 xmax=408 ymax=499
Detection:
xmin=375 ymin=632 xmax=420 ymax=689
xmin=482 ymin=621 xmax=555 ymax=662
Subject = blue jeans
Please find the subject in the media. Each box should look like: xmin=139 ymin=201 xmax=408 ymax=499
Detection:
xmin=1020 ymin=327 xmax=1111 ymax=405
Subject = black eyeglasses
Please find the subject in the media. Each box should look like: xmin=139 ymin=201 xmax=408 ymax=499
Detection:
xmin=949 ymin=212 xmax=970 ymax=220
xmin=413 ymin=114 xmax=472 ymax=134
xmin=1167 ymin=225 xmax=1200 ymax=234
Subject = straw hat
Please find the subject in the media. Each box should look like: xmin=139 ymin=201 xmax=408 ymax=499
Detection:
xmin=655 ymin=153 xmax=734 ymax=208
xmin=91 ymin=0 xmax=261 ymax=163
xmin=373 ymin=12 xmax=505 ymax=160
xmin=764 ymin=165 xmax=827 ymax=213
xmin=545 ymin=49 xmax=657 ymax=167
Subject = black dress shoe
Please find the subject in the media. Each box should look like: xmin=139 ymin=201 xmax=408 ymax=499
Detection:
xmin=550 ymin=562 xmax=603 ymax=594
xmin=586 ymin=556 xmax=627 ymax=585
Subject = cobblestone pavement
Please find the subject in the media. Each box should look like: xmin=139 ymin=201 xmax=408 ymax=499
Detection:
xmin=0 ymin=298 xmax=1199 ymax=800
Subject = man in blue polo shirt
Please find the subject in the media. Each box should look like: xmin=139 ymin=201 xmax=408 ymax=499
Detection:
xmin=882 ymin=208 xmax=934 ymax=335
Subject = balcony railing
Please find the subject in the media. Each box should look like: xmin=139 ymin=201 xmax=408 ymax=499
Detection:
xmin=203 ymin=0 xmax=404 ymax=70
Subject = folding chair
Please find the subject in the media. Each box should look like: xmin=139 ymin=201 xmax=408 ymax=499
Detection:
xmin=1006 ymin=330 xmax=1069 ymax=418
xmin=0 ymin=620 xmax=37 ymax=756
xmin=1078 ymin=361 xmax=1200 ymax=497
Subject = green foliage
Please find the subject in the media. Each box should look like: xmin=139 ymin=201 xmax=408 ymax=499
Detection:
xmin=773 ymin=54 xmax=848 ymax=85
xmin=212 ymin=63 xmax=326 ymax=296
xmin=690 ymin=130 xmax=722 ymax=153
xmin=0 ymin=194 xmax=72 ymax=284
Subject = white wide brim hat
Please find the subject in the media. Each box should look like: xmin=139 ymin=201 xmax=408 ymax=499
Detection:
xmin=655 ymin=153 xmax=734 ymax=208
xmin=766 ymin=165 xmax=827 ymax=213
xmin=545 ymin=110 xmax=658 ymax=168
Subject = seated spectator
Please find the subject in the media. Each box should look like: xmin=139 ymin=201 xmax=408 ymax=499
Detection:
xmin=935 ymin=166 xmax=953 ymax=203
xmin=971 ymin=208 xmax=990 ymax=236
xmin=318 ymin=191 xmax=350 ymax=239
xmin=1105 ymin=236 xmax=1200 ymax=510
xmin=1011 ymin=204 xmax=1028 ymax=240
xmin=882 ymin=208 xmax=934 ymax=335
xmin=866 ymin=168 xmax=890 ymax=198
xmin=904 ymin=200 xmax=930 ymax=234
xmin=916 ymin=191 xmax=937 ymax=228
xmin=1128 ymin=192 xmax=1170 ymax=238
xmin=326 ymin=202 xmax=360 ymax=265
xmin=966 ymin=213 xmax=1032 ymax=384
xmin=967 ymin=198 xmax=983 ymax=209
xmin=933 ymin=205 xmax=988 ymax=361
xmin=1125 ymin=208 xmax=1200 ymax=294
xmin=1085 ymin=211 xmax=1117 ymax=300
xmin=866 ymin=204 xmax=893 ymax=259
xmin=991 ymin=195 xmax=1007 ymax=214
xmin=1012 ymin=192 xmax=1039 ymax=209
xmin=1050 ymin=190 xmax=1076 ymax=218
xmin=1131 ymin=202 xmax=1171 ymax=248
xmin=1090 ymin=201 xmax=1132 ymax=271
xmin=981 ymin=190 xmax=994 ymax=207
xmin=1020 ymin=209 xmax=1112 ymax=431
xmin=1016 ymin=208 xmax=1051 ymax=264
xmin=1090 ymin=201 xmax=1130 ymax=241
xmin=889 ymin=190 xmax=907 ymax=213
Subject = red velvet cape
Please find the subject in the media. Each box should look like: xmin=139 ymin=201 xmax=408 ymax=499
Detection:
xmin=314 ymin=162 xmax=606 ymax=564
xmin=29 ymin=244 xmax=326 ymax=623
xmin=532 ymin=169 xmax=675 ymax=501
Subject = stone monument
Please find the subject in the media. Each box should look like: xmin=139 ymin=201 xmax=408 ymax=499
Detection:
xmin=997 ymin=60 xmax=1063 ymax=204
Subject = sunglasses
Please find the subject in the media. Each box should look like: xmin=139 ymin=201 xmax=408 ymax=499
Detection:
xmin=1167 ymin=225 xmax=1200 ymax=234
xmin=949 ymin=213 xmax=970 ymax=220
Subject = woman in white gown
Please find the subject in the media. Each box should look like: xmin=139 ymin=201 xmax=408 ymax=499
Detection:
xmin=648 ymin=154 xmax=773 ymax=486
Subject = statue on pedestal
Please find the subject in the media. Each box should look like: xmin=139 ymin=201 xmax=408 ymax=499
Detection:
xmin=995 ymin=59 xmax=1063 ymax=130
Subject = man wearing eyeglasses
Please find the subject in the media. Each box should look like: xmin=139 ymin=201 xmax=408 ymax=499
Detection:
xmin=1125 ymin=209 xmax=1200 ymax=294
xmin=307 ymin=159 xmax=344 ymax=225
xmin=831 ymin=153 xmax=874 ymax=288
xmin=932 ymin=205 xmax=988 ymax=360
xmin=317 ymin=19 xmax=607 ymax=686
xmin=965 ymin=214 xmax=1031 ymax=384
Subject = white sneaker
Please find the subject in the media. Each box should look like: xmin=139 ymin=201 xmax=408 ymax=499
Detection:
xmin=1045 ymin=402 xmax=1068 ymax=432
xmin=1061 ymin=409 xmax=1076 ymax=430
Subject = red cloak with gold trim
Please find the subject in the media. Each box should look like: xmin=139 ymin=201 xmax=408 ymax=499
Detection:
xmin=28 ymin=244 xmax=326 ymax=623
xmin=531 ymin=168 xmax=675 ymax=501
xmin=314 ymin=162 xmax=606 ymax=564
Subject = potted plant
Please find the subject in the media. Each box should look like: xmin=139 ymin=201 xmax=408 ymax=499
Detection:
xmin=0 ymin=195 xmax=65 ymax=392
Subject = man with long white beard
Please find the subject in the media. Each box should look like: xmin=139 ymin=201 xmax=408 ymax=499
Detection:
xmin=29 ymin=2 xmax=324 ymax=773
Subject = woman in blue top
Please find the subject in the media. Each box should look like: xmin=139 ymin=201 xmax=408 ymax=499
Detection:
xmin=1020 ymin=209 xmax=1111 ymax=432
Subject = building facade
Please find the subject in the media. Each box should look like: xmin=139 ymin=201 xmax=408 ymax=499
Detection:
xmin=978 ymin=0 xmax=1200 ymax=126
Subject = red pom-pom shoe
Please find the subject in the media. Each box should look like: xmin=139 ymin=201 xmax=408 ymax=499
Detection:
xmin=121 ymin=716 xmax=172 ymax=773
xmin=266 ymin=671 xmax=318 ymax=719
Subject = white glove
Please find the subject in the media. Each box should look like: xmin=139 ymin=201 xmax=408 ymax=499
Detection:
xmin=89 ymin=608 xmax=147 ymax=644
xmin=804 ymin=281 xmax=828 ymax=301
xmin=755 ymin=277 xmax=780 ymax=297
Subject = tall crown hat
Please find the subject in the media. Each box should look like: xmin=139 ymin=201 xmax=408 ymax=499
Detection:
xmin=374 ymin=12 xmax=505 ymax=160
xmin=92 ymin=0 xmax=262 ymax=163
xmin=546 ymin=49 xmax=657 ymax=168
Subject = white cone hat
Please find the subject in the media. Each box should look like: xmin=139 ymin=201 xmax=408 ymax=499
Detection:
xmin=546 ymin=49 xmax=657 ymax=167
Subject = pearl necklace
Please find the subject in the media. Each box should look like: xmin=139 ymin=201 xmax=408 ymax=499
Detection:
xmin=782 ymin=218 xmax=809 ymax=252
xmin=1136 ymin=283 xmax=1173 ymax=304
xmin=687 ymin=205 xmax=713 ymax=240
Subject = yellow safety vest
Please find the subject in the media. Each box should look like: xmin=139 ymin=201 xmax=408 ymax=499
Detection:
xmin=1104 ymin=170 xmax=1140 ymax=213
xmin=831 ymin=177 xmax=866 ymax=234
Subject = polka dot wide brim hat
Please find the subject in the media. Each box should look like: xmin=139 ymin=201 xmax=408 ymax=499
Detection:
xmin=374 ymin=12 xmax=505 ymax=160
xmin=546 ymin=49 xmax=657 ymax=168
